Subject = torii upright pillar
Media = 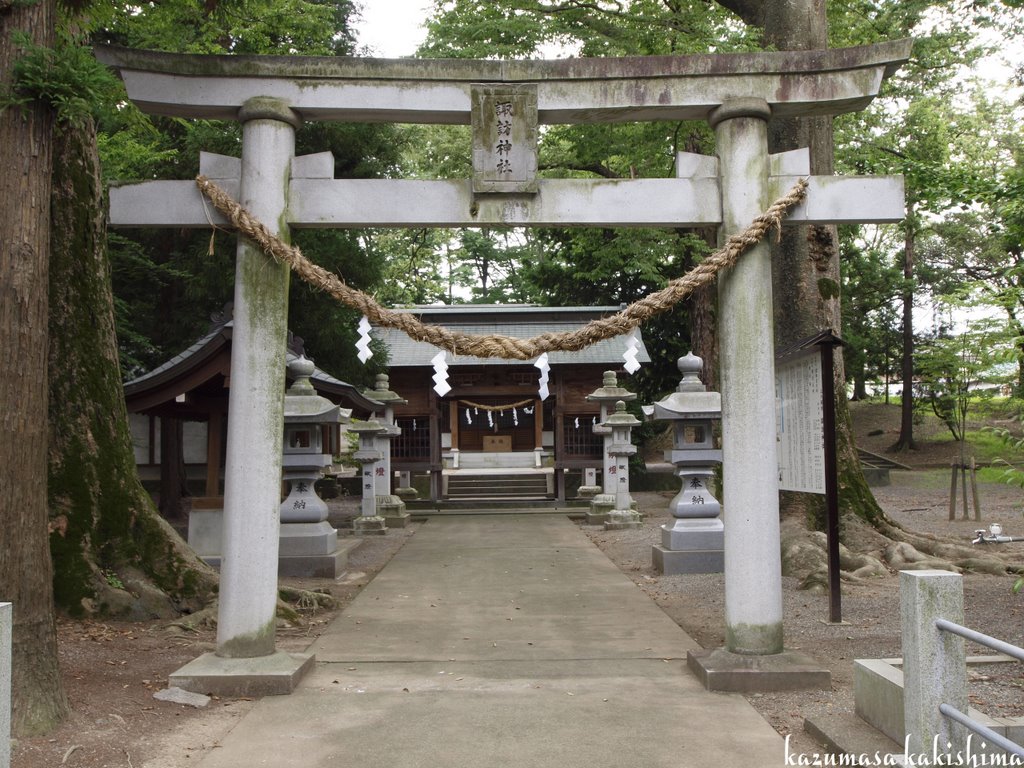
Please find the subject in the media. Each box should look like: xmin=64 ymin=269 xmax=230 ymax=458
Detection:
xmin=715 ymin=99 xmax=783 ymax=656
xmin=170 ymin=98 xmax=314 ymax=695
xmin=686 ymin=99 xmax=831 ymax=691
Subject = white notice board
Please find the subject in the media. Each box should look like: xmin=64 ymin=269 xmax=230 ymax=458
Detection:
xmin=776 ymin=351 xmax=826 ymax=494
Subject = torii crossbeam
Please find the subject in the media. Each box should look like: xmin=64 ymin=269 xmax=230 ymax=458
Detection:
xmin=98 ymin=40 xmax=910 ymax=695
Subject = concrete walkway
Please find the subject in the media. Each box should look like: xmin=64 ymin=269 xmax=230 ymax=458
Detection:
xmin=195 ymin=515 xmax=785 ymax=767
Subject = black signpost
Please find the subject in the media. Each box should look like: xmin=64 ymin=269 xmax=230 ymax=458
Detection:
xmin=776 ymin=329 xmax=844 ymax=624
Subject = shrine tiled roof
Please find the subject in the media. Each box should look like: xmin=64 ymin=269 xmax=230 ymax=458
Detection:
xmin=376 ymin=305 xmax=651 ymax=368
xmin=124 ymin=319 xmax=382 ymax=413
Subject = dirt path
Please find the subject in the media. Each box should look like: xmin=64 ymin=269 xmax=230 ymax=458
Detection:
xmin=584 ymin=480 xmax=1024 ymax=758
xmin=11 ymin=471 xmax=1024 ymax=766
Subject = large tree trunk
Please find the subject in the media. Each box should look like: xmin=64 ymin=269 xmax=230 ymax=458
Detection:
xmin=48 ymin=117 xmax=218 ymax=620
xmin=892 ymin=220 xmax=918 ymax=451
xmin=718 ymin=0 xmax=890 ymax=529
xmin=0 ymin=0 xmax=70 ymax=736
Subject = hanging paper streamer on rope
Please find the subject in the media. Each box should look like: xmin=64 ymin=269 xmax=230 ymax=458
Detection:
xmin=622 ymin=327 xmax=642 ymax=374
xmin=356 ymin=315 xmax=373 ymax=363
xmin=465 ymin=409 xmax=472 ymax=426
xmin=535 ymin=353 xmax=550 ymax=401
xmin=512 ymin=407 xmax=518 ymax=426
xmin=574 ymin=417 xmax=580 ymax=429
xmin=487 ymin=410 xmax=494 ymax=428
xmin=431 ymin=350 xmax=451 ymax=396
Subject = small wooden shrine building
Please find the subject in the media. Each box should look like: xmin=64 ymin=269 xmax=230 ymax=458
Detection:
xmin=124 ymin=315 xmax=380 ymax=512
xmin=375 ymin=305 xmax=649 ymax=501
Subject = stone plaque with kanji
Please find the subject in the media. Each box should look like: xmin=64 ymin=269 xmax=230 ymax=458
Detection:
xmin=471 ymin=84 xmax=538 ymax=194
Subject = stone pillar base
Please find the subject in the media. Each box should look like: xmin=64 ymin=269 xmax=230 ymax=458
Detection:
xmin=395 ymin=486 xmax=419 ymax=501
xmin=577 ymin=484 xmax=602 ymax=500
xmin=376 ymin=495 xmax=410 ymax=528
xmin=587 ymin=494 xmax=615 ymax=525
xmin=604 ymin=509 xmax=641 ymax=531
xmin=169 ymin=650 xmax=314 ymax=697
xmin=687 ymin=648 xmax=830 ymax=693
xmin=353 ymin=516 xmax=387 ymax=536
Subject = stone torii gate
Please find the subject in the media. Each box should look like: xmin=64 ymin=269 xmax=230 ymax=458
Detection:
xmin=98 ymin=40 xmax=910 ymax=694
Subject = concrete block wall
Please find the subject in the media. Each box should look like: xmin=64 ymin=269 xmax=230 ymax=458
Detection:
xmin=854 ymin=654 xmax=1023 ymax=760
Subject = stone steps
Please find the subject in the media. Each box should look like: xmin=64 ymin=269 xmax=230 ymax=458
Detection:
xmin=445 ymin=471 xmax=551 ymax=500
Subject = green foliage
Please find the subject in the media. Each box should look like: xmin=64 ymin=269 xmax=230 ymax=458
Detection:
xmin=914 ymin=323 xmax=1010 ymax=444
xmin=419 ymin=0 xmax=760 ymax=59
xmin=839 ymin=226 xmax=904 ymax=399
xmin=4 ymin=34 xmax=123 ymax=125
xmin=983 ymin=408 xmax=1024 ymax=488
xmin=89 ymin=0 xmax=402 ymax=384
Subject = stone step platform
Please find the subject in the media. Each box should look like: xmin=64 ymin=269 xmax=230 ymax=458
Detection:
xmin=446 ymin=473 xmax=548 ymax=487
xmin=454 ymin=451 xmax=540 ymax=469
xmin=447 ymin=477 xmax=550 ymax=497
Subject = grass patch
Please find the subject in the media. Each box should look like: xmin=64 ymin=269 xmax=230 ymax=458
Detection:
xmin=926 ymin=429 xmax=1024 ymax=465
xmin=976 ymin=465 xmax=1024 ymax=487
xmin=899 ymin=468 xmax=958 ymax=491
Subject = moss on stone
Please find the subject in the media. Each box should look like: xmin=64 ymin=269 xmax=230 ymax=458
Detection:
xmin=725 ymin=621 xmax=784 ymax=655
xmin=817 ymin=277 xmax=840 ymax=301
xmin=216 ymin=618 xmax=277 ymax=658
xmin=47 ymin=118 xmax=216 ymax=617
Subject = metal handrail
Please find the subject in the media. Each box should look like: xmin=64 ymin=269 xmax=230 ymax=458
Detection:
xmin=939 ymin=703 xmax=1024 ymax=759
xmin=935 ymin=619 xmax=1024 ymax=662
xmin=933 ymin=618 xmax=1024 ymax=758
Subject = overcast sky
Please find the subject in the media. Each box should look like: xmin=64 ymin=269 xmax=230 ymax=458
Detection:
xmin=354 ymin=0 xmax=431 ymax=58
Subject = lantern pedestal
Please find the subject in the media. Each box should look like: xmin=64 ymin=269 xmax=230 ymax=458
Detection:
xmin=361 ymin=375 xmax=410 ymax=528
xmin=653 ymin=519 xmax=724 ymax=574
xmin=278 ymin=524 xmax=363 ymax=578
xmin=648 ymin=353 xmax=724 ymax=574
xmin=278 ymin=358 xmax=356 ymax=577
xmin=601 ymin=402 xmax=641 ymax=531
xmin=585 ymin=372 xmax=637 ymax=526
xmin=396 ymin=471 xmax=419 ymax=502
xmin=351 ymin=419 xmax=388 ymax=537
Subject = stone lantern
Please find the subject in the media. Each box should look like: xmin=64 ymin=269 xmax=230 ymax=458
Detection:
xmin=349 ymin=418 xmax=388 ymax=536
xmin=602 ymin=401 xmax=642 ymax=531
xmin=585 ymin=370 xmax=636 ymax=524
xmin=361 ymin=373 xmax=410 ymax=528
xmin=279 ymin=356 xmax=353 ymax=577
xmin=650 ymin=352 xmax=724 ymax=574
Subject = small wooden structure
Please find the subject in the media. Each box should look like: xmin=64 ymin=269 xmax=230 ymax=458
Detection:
xmin=124 ymin=315 xmax=380 ymax=512
xmin=375 ymin=304 xmax=650 ymax=501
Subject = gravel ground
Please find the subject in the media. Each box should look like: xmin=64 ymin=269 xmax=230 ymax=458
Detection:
xmin=11 ymin=467 xmax=1024 ymax=766
xmin=582 ymin=478 xmax=1024 ymax=758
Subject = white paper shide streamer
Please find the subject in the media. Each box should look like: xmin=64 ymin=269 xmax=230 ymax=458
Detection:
xmin=431 ymin=350 xmax=451 ymax=396
xmin=356 ymin=315 xmax=373 ymax=363
xmin=622 ymin=327 xmax=642 ymax=374
xmin=534 ymin=352 xmax=550 ymax=401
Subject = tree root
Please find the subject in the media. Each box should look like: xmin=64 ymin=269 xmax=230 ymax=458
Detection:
xmin=164 ymin=587 xmax=340 ymax=633
xmin=781 ymin=514 xmax=1022 ymax=593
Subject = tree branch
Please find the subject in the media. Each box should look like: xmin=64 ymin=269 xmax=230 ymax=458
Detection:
xmin=711 ymin=0 xmax=762 ymax=27
xmin=538 ymin=161 xmax=622 ymax=179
